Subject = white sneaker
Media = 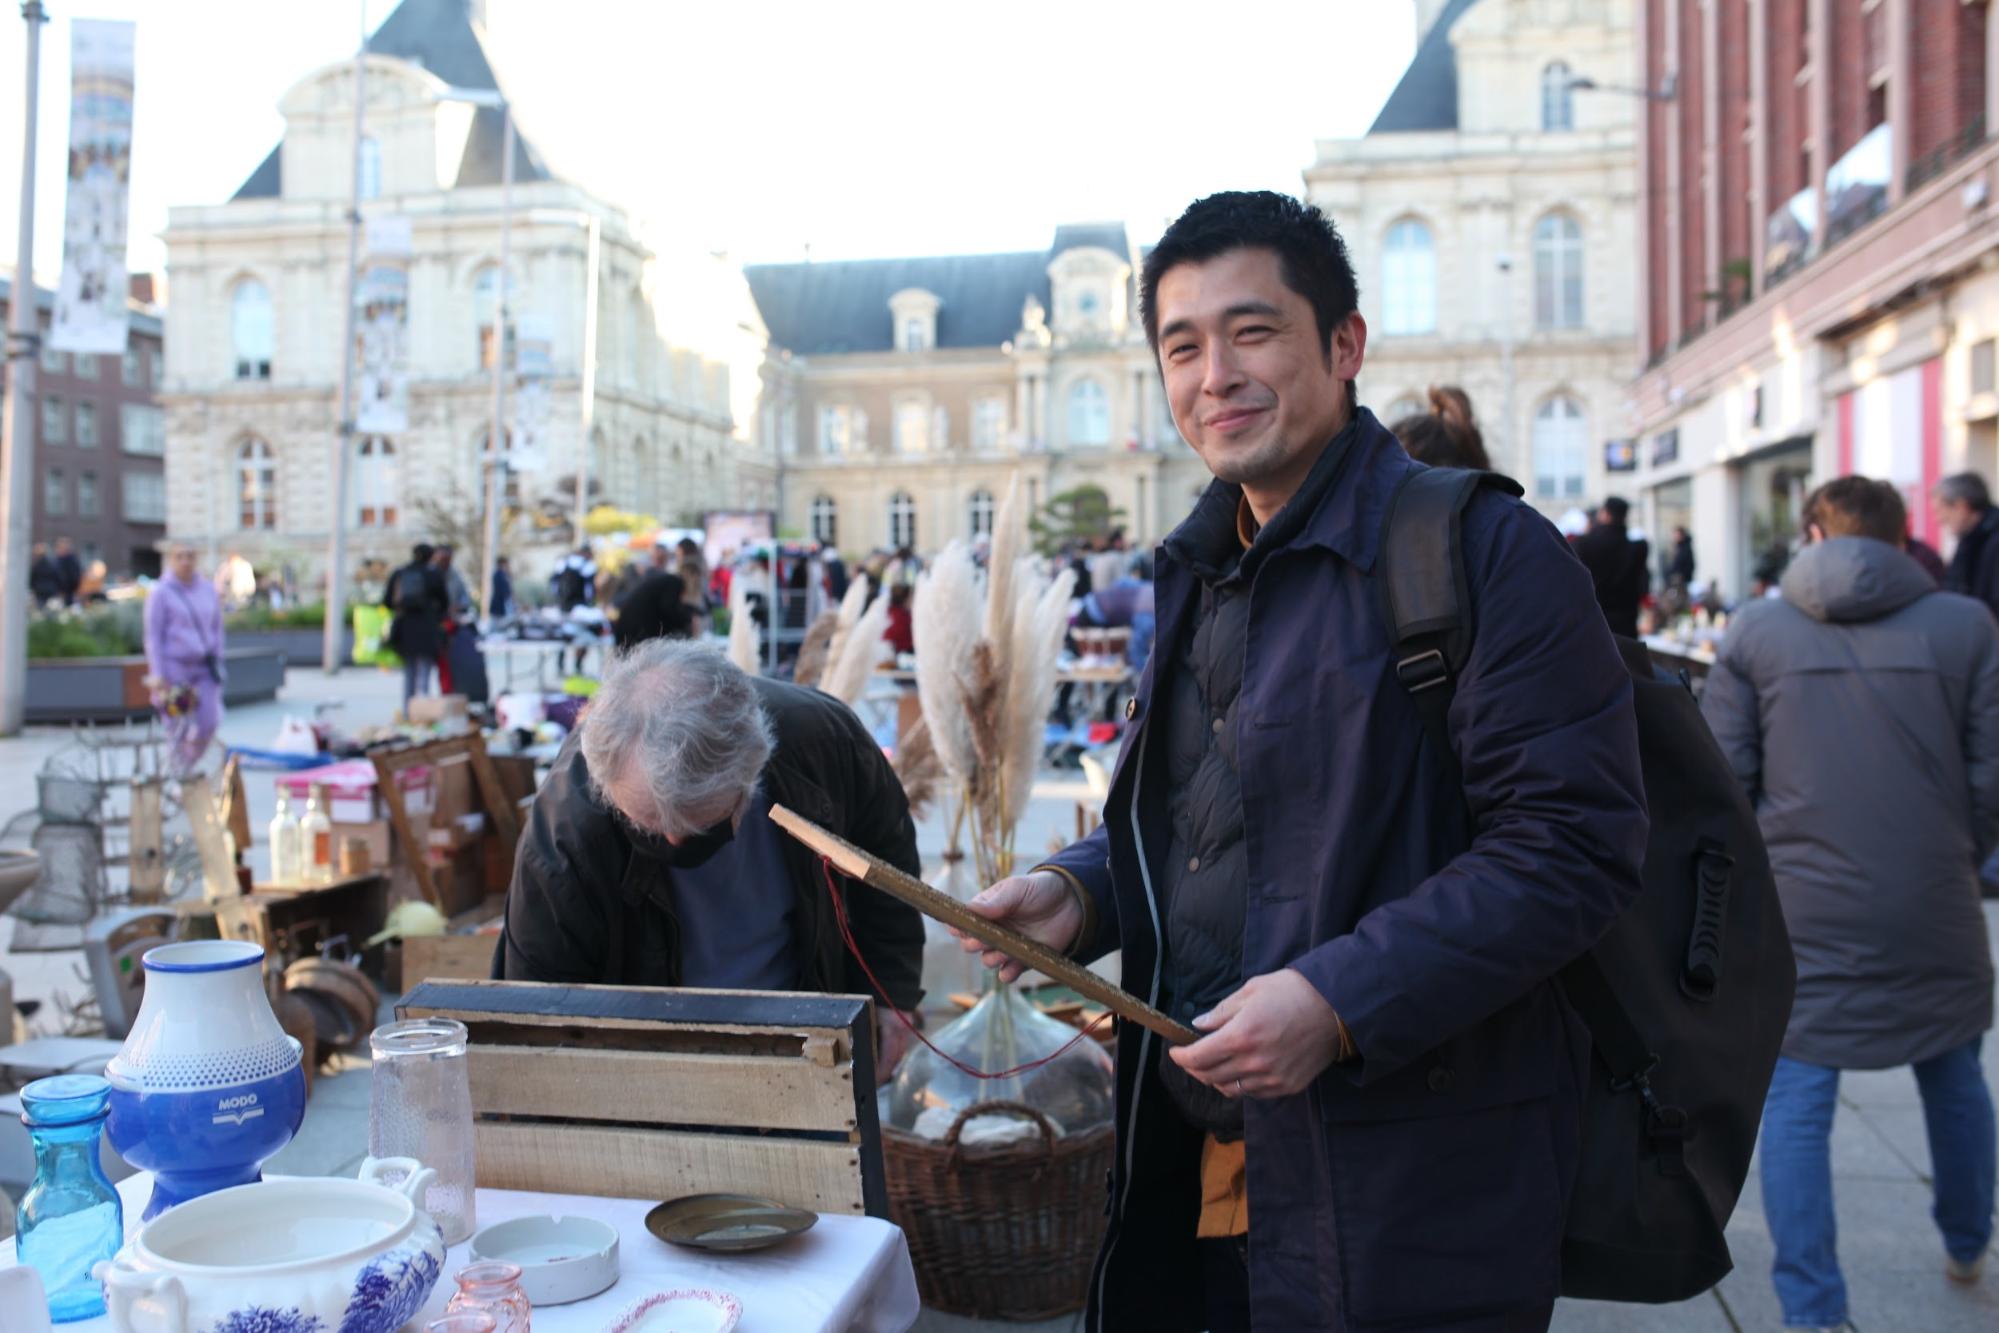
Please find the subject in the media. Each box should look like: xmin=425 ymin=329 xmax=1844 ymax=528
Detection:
xmin=1945 ymin=1249 xmax=1986 ymax=1284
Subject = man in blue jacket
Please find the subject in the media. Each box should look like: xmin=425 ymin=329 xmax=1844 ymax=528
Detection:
xmin=961 ymin=192 xmax=1648 ymax=1331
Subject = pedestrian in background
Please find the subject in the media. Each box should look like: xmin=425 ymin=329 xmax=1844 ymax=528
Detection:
xmin=28 ymin=542 xmax=60 ymax=606
xmin=1572 ymin=496 xmax=1650 ymax=637
xmin=1935 ymin=472 xmax=1999 ymax=621
xmin=144 ymin=544 xmax=227 ymax=774
xmin=384 ymin=542 xmax=446 ymax=709
xmin=52 ymin=536 xmax=83 ymax=607
xmin=1702 ymin=476 xmax=1997 ymax=1329
xmin=490 ymin=555 xmax=515 ymax=618
xmin=1667 ymin=524 xmax=1696 ymax=587
xmin=1388 ymin=384 xmax=1492 ymax=471
xmin=675 ymin=537 xmax=710 ymax=614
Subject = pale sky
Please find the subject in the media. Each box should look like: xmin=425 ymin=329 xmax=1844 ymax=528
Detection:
xmin=0 ymin=0 xmax=1416 ymax=283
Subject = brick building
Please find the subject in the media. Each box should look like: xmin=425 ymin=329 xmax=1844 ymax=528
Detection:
xmin=0 ymin=274 xmax=167 ymax=580
xmin=1629 ymin=0 xmax=1999 ymax=597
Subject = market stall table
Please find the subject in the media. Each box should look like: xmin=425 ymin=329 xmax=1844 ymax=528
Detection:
xmin=1 ymin=1171 xmax=921 ymax=1333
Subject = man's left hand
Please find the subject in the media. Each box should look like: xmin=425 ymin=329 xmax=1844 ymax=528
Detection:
xmin=1168 ymin=968 xmax=1350 ymax=1099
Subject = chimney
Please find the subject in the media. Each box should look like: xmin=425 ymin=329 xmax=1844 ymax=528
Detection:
xmin=128 ymin=273 xmax=155 ymax=305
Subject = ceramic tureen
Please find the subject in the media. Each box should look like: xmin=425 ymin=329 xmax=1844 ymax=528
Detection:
xmin=93 ymin=1157 xmax=445 ymax=1333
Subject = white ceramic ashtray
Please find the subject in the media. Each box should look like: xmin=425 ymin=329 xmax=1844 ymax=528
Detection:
xmin=467 ymin=1214 xmax=619 ymax=1305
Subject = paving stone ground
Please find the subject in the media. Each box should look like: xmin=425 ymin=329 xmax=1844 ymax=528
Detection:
xmin=2 ymin=667 xmax=1994 ymax=1330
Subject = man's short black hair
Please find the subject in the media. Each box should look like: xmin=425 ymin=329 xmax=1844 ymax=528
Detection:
xmin=412 ymin=543 xmax=434 ymax=562
xmin=1601 ymin=497 xmax=1631 ymax=524
xmin=1141 ymin=191 xmax=1359 ymax=371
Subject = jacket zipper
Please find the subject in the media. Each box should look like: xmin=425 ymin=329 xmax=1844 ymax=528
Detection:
xmin=1092 ymin=724 xmax=1164 ymax=1327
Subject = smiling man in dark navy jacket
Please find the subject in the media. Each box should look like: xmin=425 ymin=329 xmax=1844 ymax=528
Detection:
xmin=960 ymin=192 xmax=1648 ymax=1332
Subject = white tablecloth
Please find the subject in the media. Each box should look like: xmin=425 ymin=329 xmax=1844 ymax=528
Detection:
xmin=2 ymin=1173 xmax=921 ymax=1333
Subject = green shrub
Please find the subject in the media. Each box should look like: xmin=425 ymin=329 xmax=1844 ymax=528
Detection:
xmin=225 ymin=602 xmax=328 ymax=631
xmin=28 ymin=604 xmax=146 ymax=659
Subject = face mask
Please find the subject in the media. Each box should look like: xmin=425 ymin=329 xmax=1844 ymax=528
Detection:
xmin=661 ymin=811 xmax=739 ymax=869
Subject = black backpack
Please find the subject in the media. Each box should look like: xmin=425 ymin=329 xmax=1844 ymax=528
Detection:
xmin=1378 ymin=467 xmax=1796 ymax=1303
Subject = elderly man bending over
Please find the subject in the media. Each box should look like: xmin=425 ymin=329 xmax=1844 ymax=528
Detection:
xmin=498 ymin=640 xmax=926 ymax=1037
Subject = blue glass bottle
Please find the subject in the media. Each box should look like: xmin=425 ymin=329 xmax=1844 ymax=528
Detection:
xmin=16 ymin=1074 xmax=124 ymax=1322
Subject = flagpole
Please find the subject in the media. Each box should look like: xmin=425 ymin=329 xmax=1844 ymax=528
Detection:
xmin=322 ymin=4 xmax=366 ymax=674
xmin=0 ymin=0 xmax=49 ymax=737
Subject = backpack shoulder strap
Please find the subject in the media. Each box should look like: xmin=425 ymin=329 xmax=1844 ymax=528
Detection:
xmin=1378 ymin=467 xmax=1524 ymax=764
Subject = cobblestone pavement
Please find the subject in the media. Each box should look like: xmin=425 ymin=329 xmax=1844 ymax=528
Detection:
xmin=3 ymin=668 xmax=1995 ymax=1329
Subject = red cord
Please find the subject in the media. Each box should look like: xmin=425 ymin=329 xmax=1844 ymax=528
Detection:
xmin=821 ymin=857 xmax=1111 ymax=1080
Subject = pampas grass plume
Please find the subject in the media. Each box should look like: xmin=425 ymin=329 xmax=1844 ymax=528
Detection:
xmin=912 ymin=541 xmax=981 ymax=783
xmin=821 ymin=587 xmax=892 ymax=705
xmin=726 ymin=568 xmax=758 ymax=673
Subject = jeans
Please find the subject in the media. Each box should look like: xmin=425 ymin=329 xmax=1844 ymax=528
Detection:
xmin=1761 ymin=1037 xmax=1996 ymax=1326
xmin=401 ymin=655 xmax=436 ymax=709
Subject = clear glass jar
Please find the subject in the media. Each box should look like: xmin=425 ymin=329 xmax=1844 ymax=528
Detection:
xmin=369 ymin=1018 xmax=477 ymax=1245
xmin=883 ymin=983 xmax=1114 ymax=1138
xmin=444 ymin=1260 xmax=530 ymax=1333
xmin=268 ymin=790 xmax=300 ymax=884
xmin=15 ymin=1074 xmax=123 ymax=1323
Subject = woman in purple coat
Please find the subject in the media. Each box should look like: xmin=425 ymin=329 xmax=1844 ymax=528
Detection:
xmin=144 ymin=545 xmax=226 ymax=773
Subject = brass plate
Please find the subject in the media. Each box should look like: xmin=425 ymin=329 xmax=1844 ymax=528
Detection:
xmin=644 ymin=1193 xmax=819 ymax=1253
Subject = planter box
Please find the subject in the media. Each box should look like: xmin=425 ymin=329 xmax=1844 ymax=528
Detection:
xmin=24 ymin=647 xmax=287 ymax=724
xmin=228 ymin=627 xmax=354 ymax=669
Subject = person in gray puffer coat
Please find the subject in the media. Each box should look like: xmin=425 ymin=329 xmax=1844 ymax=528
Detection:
xmin=1702 ymin=475 xmax=1999 ymax=1328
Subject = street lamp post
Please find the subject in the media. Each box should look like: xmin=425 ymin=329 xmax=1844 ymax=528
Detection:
xmin=0 ymin=0 xmax=48 ymax=737
xmin=322 ymin=15 xmax=368 ymax=674
xmin=1496 ymin=253 xmax=1517 ymax=479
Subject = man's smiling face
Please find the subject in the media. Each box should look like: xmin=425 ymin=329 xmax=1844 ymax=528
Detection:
xmin=1153 ymin=247 xmax=1363 ymax=504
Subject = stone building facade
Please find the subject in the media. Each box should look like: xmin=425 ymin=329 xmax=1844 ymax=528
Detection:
xmin=745 ymin=225 xmax=1211 ymax=556
xmin=1305 ymin=0 xmax=1638 ymax=518
xmin=1628 ymin=0 xmax=1999 ymax=598
xmin=158 ymin=0 xmax=741 ymax=593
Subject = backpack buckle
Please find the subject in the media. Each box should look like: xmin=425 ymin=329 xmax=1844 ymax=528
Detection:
xmin=1396 ymin=648 xmax=1452 ymax=694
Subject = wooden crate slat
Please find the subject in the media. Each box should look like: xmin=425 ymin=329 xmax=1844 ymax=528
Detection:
xmin=402 ymin=978 xmax=870 ymax=1031
xmin=466 ymin=1044 xmax=857 ymax=1135
xmin=473 ymin=1121 xmax=866 ymax=1215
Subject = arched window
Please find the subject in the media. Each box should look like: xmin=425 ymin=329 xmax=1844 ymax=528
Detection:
xmin=1067 ymin=378 xmax=1110 ymax=447
xmin=811 ymin=494 xmax=838 ymax=546
xmin=355 ymin=436 xmax=398 ymax=528
xmin=474 ymin=265 xmax=503 ymax=369
xmin=887 ymin=490 xmax=917 ymax=549
xmin=968 ymin=488 xmax=995 ymax=538
xmin=1534 ymin=214 xmax=1585 ymax=330
xmin=1381 ymin=220 xmax=1437 ymax=336
xmin=231 ymin=280 xmax=273 ymax=381
xmin=1533 ymin=395 xmax=1588 ymax=500
xmin=357 ymin=136 xmax=382 ymax=201
xmin=1541 ymin=62 xmax=1576 ymax=132
xmin=237 ymin=438 xmax=277 ymax=530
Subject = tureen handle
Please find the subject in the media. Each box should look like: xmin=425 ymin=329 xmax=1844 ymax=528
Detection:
xmin=94 ymin=1257 xmax=188 ymax=1333
xmin=360 ymin=1154 xmax=439 ymax=1204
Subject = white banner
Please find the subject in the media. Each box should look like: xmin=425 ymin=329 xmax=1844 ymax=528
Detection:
xmin=51 ymin=20 xmax=136 ymax=354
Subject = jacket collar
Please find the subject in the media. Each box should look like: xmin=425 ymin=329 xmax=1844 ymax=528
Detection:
xmin=1161 ymin=406 xmax=1406 ymax=578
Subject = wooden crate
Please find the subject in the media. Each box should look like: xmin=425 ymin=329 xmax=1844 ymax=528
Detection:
xmin=397 ymin=980 xmax=886 ymax=1218
xmin=400 ymin=932 xmax=499 ymax=986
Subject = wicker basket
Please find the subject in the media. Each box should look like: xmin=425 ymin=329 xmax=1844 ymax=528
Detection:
xmin=883 ymin=1101 xmax=1115 ymax=1320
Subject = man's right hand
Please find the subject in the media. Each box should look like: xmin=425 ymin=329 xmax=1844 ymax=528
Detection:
xmin=954 ymin=871 xmax=1083 ymax=983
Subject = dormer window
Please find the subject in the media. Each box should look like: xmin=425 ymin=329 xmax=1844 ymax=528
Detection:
xmin=889 ymin=288 xmax=941 ymax=353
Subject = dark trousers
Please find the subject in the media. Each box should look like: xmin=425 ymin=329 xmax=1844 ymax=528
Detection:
xmin=1201 ymin=1235 xmax=1251 ymax=1333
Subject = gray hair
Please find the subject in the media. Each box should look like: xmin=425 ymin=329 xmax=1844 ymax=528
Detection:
xmin=1936 ymin=472 xmax=1991 ymax=510
xmin=580 ymin=639 xmax=774 ymax=838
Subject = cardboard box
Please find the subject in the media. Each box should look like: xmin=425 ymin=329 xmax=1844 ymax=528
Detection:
xmin=407 ymin=695 xmax=469 ymax=726
xmin=280 ymin=762 xmax=432 ymax=824
xmin=425 ymin=813 xmax=487 ymax=854
xmin=432 ymin=756 xmax=476 ymax=826
xmin=331 ymin=819 xmax=392 ymax=875
xmin=425 ymin=841 xmax=487 ymax=917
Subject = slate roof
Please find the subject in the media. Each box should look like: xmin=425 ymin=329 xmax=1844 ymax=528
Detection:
xmin=745 ymin=223 xmax=1141 ymax=357
xmin=1368 ymin=0 xmax=1483 ymax=133
xmin=232 ymin=0 xmax=552 ymax=201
